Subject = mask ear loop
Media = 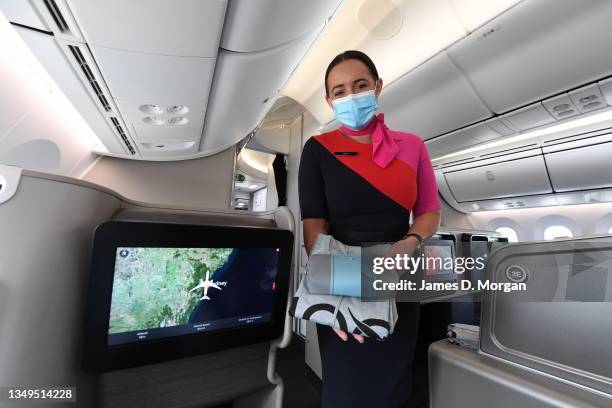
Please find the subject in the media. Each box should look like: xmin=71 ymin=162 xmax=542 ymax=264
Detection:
xmin=374 ymin=78 xmax=382 ymax=97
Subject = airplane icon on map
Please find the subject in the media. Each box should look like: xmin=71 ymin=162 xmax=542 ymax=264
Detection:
xmin=189 ymin=270 xmax=222 ymax=301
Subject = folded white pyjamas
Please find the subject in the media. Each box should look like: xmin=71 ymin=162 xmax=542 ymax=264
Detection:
xmin=289 ymin=234 xmax=398 ymax=340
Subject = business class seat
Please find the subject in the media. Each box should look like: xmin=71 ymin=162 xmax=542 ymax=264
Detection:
xmin=429 ymin=236 xmax=612 ymax=408
xmin=0 ymin=164 xmax=295 ymax=408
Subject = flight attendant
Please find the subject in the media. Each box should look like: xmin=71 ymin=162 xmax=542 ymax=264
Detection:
xmin=298 ymin=50 xmax=441 ymax=407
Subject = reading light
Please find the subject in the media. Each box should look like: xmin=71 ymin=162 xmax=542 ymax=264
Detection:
xmin=432 ymin=107 xmax=612 ymax=162
xmin=139 ymin=104 xmax=163 ymax=114
xmin=167 ymin=117 xmax=188 ymax=125
xmin=553 ymin=104 xmax=571 ymax=112
xmin=167 ymin=105 xmax=189 ymax=114
xmin=143 ymin=116 xmax=166 ymax=126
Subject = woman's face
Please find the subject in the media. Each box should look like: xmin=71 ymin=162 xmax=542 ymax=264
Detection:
xmin=325 ymin=59 xmax=383 ymax=108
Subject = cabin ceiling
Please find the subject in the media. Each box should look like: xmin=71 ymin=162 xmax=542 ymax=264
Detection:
xmin=2 ymin=0 xmax=612 ymax=165
xmin=0 ymin=0 xmax=341 ymax=160
xmin=282 ymin=0 xmax=612 ymax=161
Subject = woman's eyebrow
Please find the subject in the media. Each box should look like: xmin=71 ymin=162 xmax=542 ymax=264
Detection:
xmin=330 ymin=84 xmax=345 ymax=93
xmin=353 ymin=77 xmax=369 ymax=85
xmin=330 ymin=77 xmax=370 ymax=93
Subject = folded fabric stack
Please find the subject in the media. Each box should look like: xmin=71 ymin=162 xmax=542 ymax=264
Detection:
xmin=289 ymin=234 xmax=398 ymax=340
xmin=447 ymin=323 xmax=480 ymax=350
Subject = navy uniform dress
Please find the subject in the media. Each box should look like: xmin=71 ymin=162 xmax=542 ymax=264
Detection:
xmin=298 ymin=128 xmax=440 ymax=408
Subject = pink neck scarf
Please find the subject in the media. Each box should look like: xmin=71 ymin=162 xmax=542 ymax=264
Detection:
xmin=339 ymin=113 xmax=399 ymax=168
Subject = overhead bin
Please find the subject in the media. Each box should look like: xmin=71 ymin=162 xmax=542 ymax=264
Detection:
xmin=220 ymin=0 xmax=339 ymax=52
xmin=447 ymin=0 xmax=612 ymax=113
xmin=380 ymin=52 xmax=491 ymax=140
xmin=544 ymin=138 xmax=612 ymax=192
xmin=437 ymin=131 xmax=612 ymax=211
xmin=66 ymin=0 xmax=227 ymax=57
xmin=443 ymin=153 xmax=553 ymax=202
xmin=200 ymin=29 xmax=319 ymax=153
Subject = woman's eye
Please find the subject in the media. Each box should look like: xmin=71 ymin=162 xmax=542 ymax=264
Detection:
xmin=334 ymin=91 xmax=344 ymax=97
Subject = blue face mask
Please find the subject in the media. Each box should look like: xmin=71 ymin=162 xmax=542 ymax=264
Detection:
xmin=331 ymin=90 xmax=378 ymax=130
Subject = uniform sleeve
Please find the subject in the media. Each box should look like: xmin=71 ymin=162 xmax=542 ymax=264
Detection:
xmin=298 ymin=138 xmax=328 ymax=220
xmin=413 ymin=141 xmax=441 ymax=216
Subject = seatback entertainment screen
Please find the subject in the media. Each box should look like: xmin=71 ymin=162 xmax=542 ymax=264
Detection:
xmin=423 ymin=244 xmax=455 ymax=277
xmin=108 ymin=247 xmax=280 ymax=346
xmin=83 ymin=221 xmax=293 ymax=373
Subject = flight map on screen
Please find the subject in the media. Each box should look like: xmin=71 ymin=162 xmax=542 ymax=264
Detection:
xmin=107 ymin=247 xmax=280 ymax=346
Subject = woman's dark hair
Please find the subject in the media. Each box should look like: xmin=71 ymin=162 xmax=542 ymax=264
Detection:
xmin=324 ymin=50 xmax=379 ymax=96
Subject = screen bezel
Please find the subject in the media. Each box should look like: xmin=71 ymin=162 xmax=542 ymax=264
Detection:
xmin=82 ymin=221 xmax=293 ymax=373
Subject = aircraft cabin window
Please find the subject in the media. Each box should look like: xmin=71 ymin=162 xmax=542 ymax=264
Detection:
xmin=543 ymin=225 xmax=573 ymax=240
xmin=495 ymin=227 xmax=519 ymax=243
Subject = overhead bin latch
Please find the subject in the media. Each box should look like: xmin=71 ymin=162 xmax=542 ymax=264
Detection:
xmin=0 ymin=164 xmax=22 ymax=205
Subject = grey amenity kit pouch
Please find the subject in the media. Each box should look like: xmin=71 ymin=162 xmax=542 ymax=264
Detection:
xmin=305 ymin=253 xmax=362 ymax=297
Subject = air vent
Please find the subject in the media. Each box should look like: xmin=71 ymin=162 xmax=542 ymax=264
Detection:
xmin=43 ymin=0 xmax=70 ymax=33
xmin=67 ymin=46 xmax=112 ymax=112
xmin=479 ymin=143 xmax=538 ymax=158
xmin=110 ymin=117 xmax=136 ymax=155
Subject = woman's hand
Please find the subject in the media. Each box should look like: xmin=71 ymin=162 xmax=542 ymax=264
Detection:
xmin=385 ymin=236 xmax=420 ymax=259
xmin=333 ymin=327 xmax=365 ymax=343
xmin=329 ymin=237 xmax=421 ymax=344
